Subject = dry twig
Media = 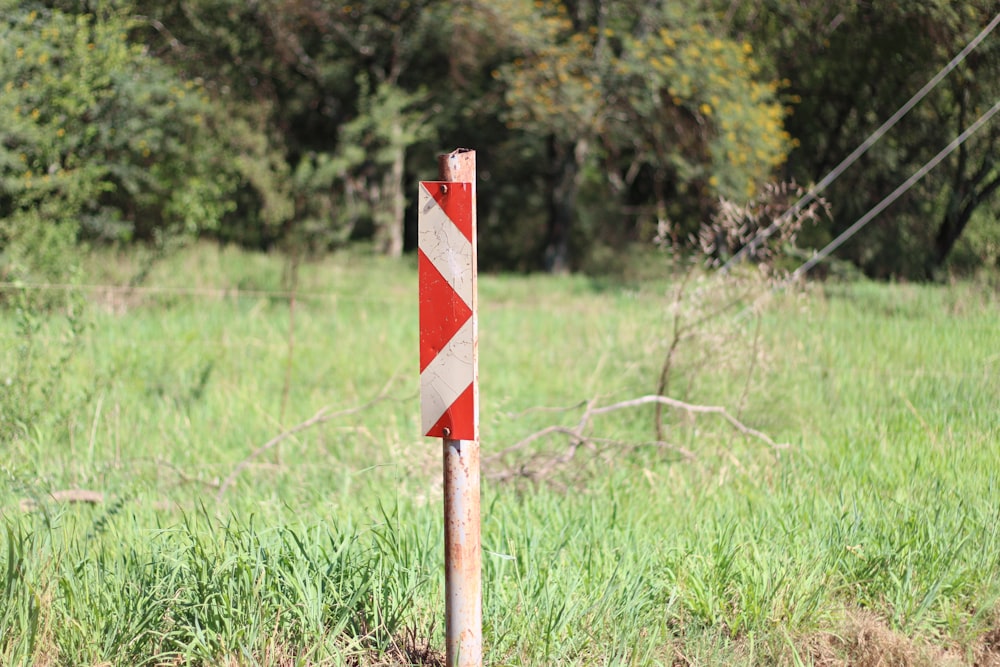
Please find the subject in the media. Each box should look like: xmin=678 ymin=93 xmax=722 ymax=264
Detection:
xmin=502 ymin=400 xmax=589 ymax=419
xmin=487 ymin=393 xmax=788 ymax=482
xmin=654 ymin=272 xmax=757 ymax=440
xmin=594 ymin=395 xmax=787 ymax=449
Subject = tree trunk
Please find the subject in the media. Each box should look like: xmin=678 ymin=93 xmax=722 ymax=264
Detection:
xmin=926 ymin=173 xmax=1000 ymax=279
xmin=543 ymin=137 xmax=587 ymax=273
xmin=374 ymin=120 xmax=405 ymax=258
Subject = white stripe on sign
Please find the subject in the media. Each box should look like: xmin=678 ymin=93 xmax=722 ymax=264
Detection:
xmin=420 ymin=317 xmax=475 ymax=434
xmin=418 ymin=184 xmax=473 ymax=309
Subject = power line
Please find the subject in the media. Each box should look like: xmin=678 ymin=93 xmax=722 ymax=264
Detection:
xmin=721 ymin=11 xmax=1000 ymax=273
xmin=787 ymin=98 xmax=1000 ymax=281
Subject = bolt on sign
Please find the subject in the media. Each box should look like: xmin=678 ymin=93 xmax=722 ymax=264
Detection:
xmin=418 ymin=180 xmax=478 ymax=441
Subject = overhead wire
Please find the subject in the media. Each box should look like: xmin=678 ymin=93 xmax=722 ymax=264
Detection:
xmin=786 ymin=98 xmax=1000 ymax=281
xmin=728 ymin=98 xmax=1000 ymax=322
xmin=721 ymin=11 xmax=1000 ymax=273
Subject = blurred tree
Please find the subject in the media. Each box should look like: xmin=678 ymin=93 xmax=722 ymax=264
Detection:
xmin=11 ymin=0 xmax=992 ymax=280
xmin=0 ymin=1 xmax=241 ymax=283
xmin=491 ymin=0 xmax=790 ymax=271
xmin=134 ymin=0 xmax=448 ymax=257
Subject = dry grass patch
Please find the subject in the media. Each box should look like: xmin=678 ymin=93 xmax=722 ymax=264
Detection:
xmin=805 ymin=610 xmax=968 ymax=667
xmin=973 ymin=627 xmax=1000 ymax=667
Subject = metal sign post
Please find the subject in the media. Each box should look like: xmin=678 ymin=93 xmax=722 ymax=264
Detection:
xmin=418 ymin=149 xmax=482 ymax=667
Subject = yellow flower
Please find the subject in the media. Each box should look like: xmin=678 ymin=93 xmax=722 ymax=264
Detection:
xmin=699 ymin=103 xmax=712 ymax=116
xmin=16 ymin=47 xmax=24 ymax=59
xmin=38 ymin=53 xmax=49 ymax=65
xmin=56 ymin=128 xmax=66 ymax=137
xmin=31 ymin=108 xmax=40 ymax=120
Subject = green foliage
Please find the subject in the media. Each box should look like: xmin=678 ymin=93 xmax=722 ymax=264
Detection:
xmin=0 ymin=1 xmax=242 ymax=282
xmin=608 ymin=23 xmax=789 ymax=202
xmin=2 ymin=0 xmax=997 ymax=281
xmin=326 ymin=78 xmax=436 ymax=252
xmin=0 ymin=289 xmax=90 ymax=452
xmin=134 ymin=0 xmax=450 ymax=256
xmin=494 ymin=0 xmax=603 ymax=138
xmin=499 ymin=2 xmax=790 ymax=201
xmin=947 ymin=207 xmax=1000 ymax=274
xmin=489 ymin=1 xmax=792 ymax=266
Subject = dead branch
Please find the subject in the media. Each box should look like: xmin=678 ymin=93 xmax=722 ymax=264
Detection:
xmin=486 ymin=393 xmax=788 ymax=483
xmin=215 ymin=378 xmax=400 ymax=501
xmin=592 ymin=395 xmax=787 ymax=450
xmin=654 ymin=271 xmax=757 ymax=440
xmin=502 ymin=400 xmax=589 ymax=419
xmin=655 ymin=263 xmax=696 ymax=440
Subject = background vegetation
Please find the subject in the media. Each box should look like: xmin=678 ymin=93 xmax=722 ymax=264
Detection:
xmin=2 ymin=0 xmax=999 ymax=282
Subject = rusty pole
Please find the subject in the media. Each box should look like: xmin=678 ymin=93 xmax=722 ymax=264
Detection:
xmin=438 ymin=149 xmax=482 ymax=667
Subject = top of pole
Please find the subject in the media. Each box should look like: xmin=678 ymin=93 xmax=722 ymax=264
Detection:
xmin=438 ymin=148 xmax=476 ymax=183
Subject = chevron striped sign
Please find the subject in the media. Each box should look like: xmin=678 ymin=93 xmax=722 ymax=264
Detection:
xmin=418 ymin=180 xmax=478 ymax=440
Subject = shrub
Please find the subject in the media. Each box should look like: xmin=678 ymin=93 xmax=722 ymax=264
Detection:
xmin=0 ymin=1 xmax=240 ymax=284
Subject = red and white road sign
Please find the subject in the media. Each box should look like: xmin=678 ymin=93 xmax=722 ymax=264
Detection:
xmin=419 ymin=180 xmax=478 ymax=440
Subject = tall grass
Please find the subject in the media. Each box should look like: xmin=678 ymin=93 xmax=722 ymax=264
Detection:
xmin=1 ymin=244 xmax=998 ymax=665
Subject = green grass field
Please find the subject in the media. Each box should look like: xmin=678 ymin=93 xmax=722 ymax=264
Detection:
xmin=2 ymin=244 xmax=999 ymax=665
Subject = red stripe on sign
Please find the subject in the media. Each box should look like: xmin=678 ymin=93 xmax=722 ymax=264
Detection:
xmin=419 ymin=249 xmax=473 ymax=372
xmin=425 ymin=381 xmax=475 ymax=440
xmin=424 ymin=182 xmax=474 ymax=243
